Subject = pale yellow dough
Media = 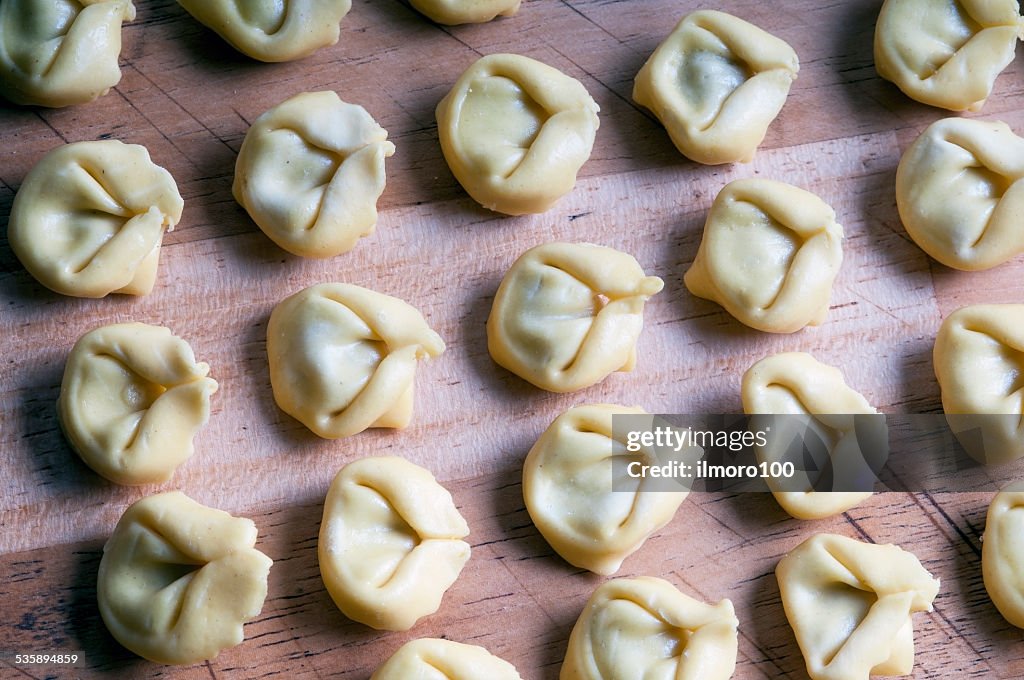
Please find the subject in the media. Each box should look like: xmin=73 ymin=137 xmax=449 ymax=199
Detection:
xmin=58 ymin=323 xmax=217 ymax=486
xmin=487 ymin=242 xmax=663 ymax=393
xmin=9 ymin=140 xmax=182 ymax=298
xmin=897 ymin=117 xmax=1024 ymax=271
xmin=742 ymin=352 xmax=877 ymax=520
xmin=934 ymin=304 xmax=1024 ymax=465
xmin=409 ymin=0 xmax=519 ymax=25
xmin=684 ymin=178 xmax=843 ymax=333
xmin=0 ymin=0 xmax=135 ymax=107
xmin=436 ymin=53 xmax=600 ymax=215
xmin=319 ymin=456 xmax=470 ymax=631
xmin=233 ymin=91 xmax=395 ymax=258
xmin=776 ymin=533 xmax=939 ymax=680
xmin=983 ymin=482 xmax=1024 ymax=627
xmin=267 ymin=283 xmax=445 ymax=439
xmin=522 ymin=405 xmax=688 ymax=575
xmin=633 ymin=9 xmax=798 ymax=165
xmin=372 ymin=638 xmax=521 ymax=679
xmin=97 ymin=491 xmax=272 ymax=665
xmin=176 ymin=0 xmax=350 ymax=62
xmin=561 ymin=577 xmax=738 ymax=680
xmin=874 ymin=0 xmax=1023 ymax=111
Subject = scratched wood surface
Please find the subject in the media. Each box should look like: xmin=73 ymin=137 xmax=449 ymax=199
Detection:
xmin=3 ymin=0 xmax=1024 ymax=677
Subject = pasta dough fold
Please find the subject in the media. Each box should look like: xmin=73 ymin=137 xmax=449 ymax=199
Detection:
xmin=776 ymin=533 xmax=939 ymax=680
xmin=874 ymin=0 xmax=1024 ymax=111
xmin=58 ymin=323 xmax=218 ymax=485
xmin=97 ymin=491 xmax=272 ymax=665
xmin=561 ymin=576 xmax=738 ymax=680
xmin=897 ymin=117 xmax=1024 ymax=270
xmin=633 ymin=9 xmax=798 ymax=165
xmin=934 ymin=304 xmax=1024 ymax=464
xmin=742 ymin=352 xmax=878 ymax=519
xmin=684 ymin=178 xmax=843 ymax=333
xmin=523 ymin=405 xmax=688 ymax=575
xmin=436 ymin=53 xmax=599 ymax=215
xmin=234 ymin=91 xmax=395 ymax=258
xmin=319 ymin=457 xmax=470 ymax=631
xmin=9 ymin=140 xmax=183 ymax=298
xmin=409 ymin=0 xmax=519 ymax=25
xmin=176 ymin=0 xmax=351 ymax=62
xmin=487 ymin=242 xmax=663 ymax=392
xmin=267 ymin=283 xmax=445 ymax=439
xmin=372 ymin=638 xmax=522 ymax=679
xmin=983 ymin=483 xmax=1024 ymax=627
xmin=0 ymin=0 xmax=135 ymax=107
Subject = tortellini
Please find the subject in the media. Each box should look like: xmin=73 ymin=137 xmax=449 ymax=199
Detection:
xmin=896 ymin=117 xmax=1024 ymax=270
xmin=487 ymin=242 xmax=663 ymax=393
xmin=8 ymin=140 xmax=183 ymax=298
xmin=58 ymin=323 xmax=218 ymax=486
xmin=267 ymin=282 xmax=445 ymax=439
xmin=684 ymin=178 xmax=843 ymax=333
xmin=874 ymin=0 xmax=1023 ymax=111
xmin=934 ymin=304 xmax=1024 ymax=465
xmin=409 ymin=0 xmax=519 ymax=25
xmin=372 ymin=638 xmax=522 ymax=680
xmin=776 ymin=533 xmax=939 ymax=680
xmin=436 ymin=53 xmax=600 ymax=215
xmin=522 ymin=405 xmax=688 ymax=575
xmin=633 ymin=9 xmax=799 ymax=165
xmin=742 ymin=352 xmax=879 ymax=520
xmin=983 ymin=482 xmax=1024 ymax=627
xmin=0 ymin=0 xmax=135 ymax=107
xmin=97 ymin=491 xmax=273 ymax=665
xmin=234 ymin=91 xmax=395 ymax=258
xmin=319 ymin=457 xmax=470 ymax=631
xmin=176 ymin=0 xmax=351 ymax=62
xmin=561 ymin=577 xmax=738 ymax=680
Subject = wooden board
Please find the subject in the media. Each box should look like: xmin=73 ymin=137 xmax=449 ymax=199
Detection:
xmin=3 ymin=0 xmax=1024 ymax=677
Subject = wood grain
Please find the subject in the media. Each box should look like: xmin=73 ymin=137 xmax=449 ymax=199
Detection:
xmin=3 ymin=0 xmax=1024 ymax=677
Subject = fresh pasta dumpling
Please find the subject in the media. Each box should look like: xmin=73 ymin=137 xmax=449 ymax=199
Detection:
xmin=983 ymin=482 xmax=1024 ymax=627
xmin=176 ymin=0 xmax=351 ymax=62
xmin=934 ymin=304 xmax=1024 ymax=465
xmin=436 ymin=53 xmax=600 ymax=215
xmin=0 ymin=0 xmax=135 ymax=107
xmin=874 ymin=0 xmax=1023 ymax=111
xmin=234 ymin=91 xmax=395 ymax=258
xmin=409 ymin=0 xmax=519 ymax=25
xmin=267 ymin=283 xmax=445 ymax=439
xmin=684 ymin=178 xmax=843 ymax=333
xmin=319 ymin=457 xmax=471 ymax=631
xmin=742 ymin=352 xmax=880 ymax=520
xmin=776 ymin=533 xmax=939 ymax=680
xmin=372 ymin=638 xmax=522 ymax=680
xmin=487 ymin=242 xmax=663 ymax=393
xmin=58 ymin=323 xmax=218 ymax=486
xmin=896 ymin=117 xmax=1024 ymax=270
xmin=522 ymin=405 xmax=689 ymax=575
xmin=97 ymin=491 xmax=273 ymax=665
xmin=561 ymin=577 xmax=738 ymax=680
xmin=8 ymin=140 xmax=183 ymax=298
xmin=633 ymin=9 xmax=799 ymax=165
